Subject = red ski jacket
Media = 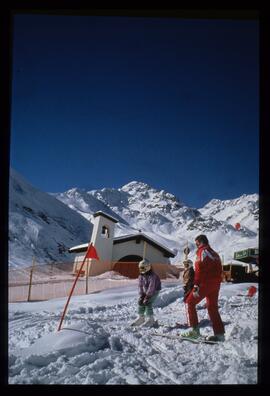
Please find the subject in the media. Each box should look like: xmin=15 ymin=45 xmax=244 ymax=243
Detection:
xmin=194 ymin=244 xmax=223 ymax=288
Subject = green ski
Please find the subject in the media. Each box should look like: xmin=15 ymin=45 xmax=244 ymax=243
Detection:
xmin=151 ymin=332 xmax=220 ymax=344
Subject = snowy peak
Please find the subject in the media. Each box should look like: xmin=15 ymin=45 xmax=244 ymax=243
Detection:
xmin=121 ymin=180 xmax=151 ymax=192
xmin=87 ymin=181 xmax=190 ymax=230
xmin=120 ymin=180 xmax=184 ymax=207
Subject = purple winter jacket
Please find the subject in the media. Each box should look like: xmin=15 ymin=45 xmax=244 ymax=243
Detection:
xmin=138 ymin=270 xmax=161 ymax=297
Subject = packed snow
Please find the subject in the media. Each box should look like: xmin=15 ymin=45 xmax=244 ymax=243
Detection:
xmin=9 ymin=281 xmax=258 ymax=384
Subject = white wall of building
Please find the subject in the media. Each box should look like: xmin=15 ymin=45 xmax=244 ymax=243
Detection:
xmin=112 ymin=239 xmax=170 ymax=264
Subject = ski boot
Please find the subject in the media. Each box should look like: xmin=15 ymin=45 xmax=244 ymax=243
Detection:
xmin=181 ymin=326 xmax=201 ymax=339
xmin=142 ymin=315 xmax=157 ymax=328
xmin=130 ymin=315 xmax=145 ymax=327
xmin=205 ymin=333 xmax=225 ymax=342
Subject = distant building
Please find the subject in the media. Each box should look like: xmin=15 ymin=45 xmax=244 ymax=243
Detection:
xmin=222 ymin=247 xmax=259 ymax=283
xmin=69 ymin=211 xmax=178 ymax=279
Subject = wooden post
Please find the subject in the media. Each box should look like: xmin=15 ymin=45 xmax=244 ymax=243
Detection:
xmin=143 ymin=241 xmax=147 ymax=259
xmin=86 ymin=259 xmax=89 ymax=294
xmin=27 ymin=256 xmax=36 ymax=302
xmin=50 ymin=261 xmax=54 ymax=279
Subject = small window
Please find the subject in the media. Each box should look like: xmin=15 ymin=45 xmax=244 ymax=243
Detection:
xmin=101 ymin=226 xmax=109 ymax=238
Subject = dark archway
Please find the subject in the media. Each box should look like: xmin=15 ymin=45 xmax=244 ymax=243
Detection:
xmin=113 ymin=255 xmax=143 ymax=278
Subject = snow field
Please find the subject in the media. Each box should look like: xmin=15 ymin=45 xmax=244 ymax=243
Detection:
xmin=9 ymin=281 xmax=258 ymax=384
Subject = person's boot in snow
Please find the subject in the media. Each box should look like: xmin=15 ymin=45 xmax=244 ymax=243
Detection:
xmin=143 ymin=315 xmax=156 ymax=327
xmin=131 ymin=315 xmax=145 ymax=327
xmin=205 ymin=333 xmax=225 ymax=342
xmin=181 ymin=326 xmax=200 ymax=339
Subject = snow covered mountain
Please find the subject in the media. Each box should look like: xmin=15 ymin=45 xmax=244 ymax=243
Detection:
xmin=198 ymin=194 xmax=259 ymax=234
xmin=9 ymin=169 xmax=258 ymax=267
xmin=9 ymin=169 xmax=92 ymax=267
xmin=53 ymin=181 xmax=259 ymax=264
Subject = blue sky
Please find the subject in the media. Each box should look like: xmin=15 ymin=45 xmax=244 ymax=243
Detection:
xmin=10 ymin=14 xmax=259 ymax=208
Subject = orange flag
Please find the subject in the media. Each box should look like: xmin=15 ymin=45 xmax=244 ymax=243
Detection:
xmin=247 ymin=286 xmax=257 ymax=297
xmin=85 ymin=243 xmax=99 ymax=260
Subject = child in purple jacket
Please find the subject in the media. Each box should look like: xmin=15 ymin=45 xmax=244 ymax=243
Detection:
xmin=131 ymin=259 xmax=161 ymax=328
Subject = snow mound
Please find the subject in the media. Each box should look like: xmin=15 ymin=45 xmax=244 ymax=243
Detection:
xmin=154 ymin=285 xmax=183 ymax=308
xmin=17 ymin=321 xmax=110 ymax=359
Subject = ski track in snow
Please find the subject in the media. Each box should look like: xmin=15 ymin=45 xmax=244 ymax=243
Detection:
xmin=8 ymin=282 xmax=258 ymax=384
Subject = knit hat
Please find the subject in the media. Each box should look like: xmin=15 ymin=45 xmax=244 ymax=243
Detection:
xmin=138 ymin=259 xmax=151 ymax=274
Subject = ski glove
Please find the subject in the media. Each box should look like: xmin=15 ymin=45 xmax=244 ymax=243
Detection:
xmin=143 ymin=296 xmax=151 ymax=305
xmin=193 ymin=285 xmax=200 ymax=298
xmin=138 ymin=295 xmax=146 ymax=306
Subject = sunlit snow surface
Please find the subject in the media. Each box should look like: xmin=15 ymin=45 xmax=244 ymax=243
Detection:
xmin=9 ymin=281 xmax=258 ymax=384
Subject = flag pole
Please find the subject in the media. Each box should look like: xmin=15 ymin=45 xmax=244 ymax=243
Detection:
xmin=86 ymin=258 xmax=89 ymax=294
xmin=27 ymin=256 xmax=36 ymax=302
xmin=57 ymin=243 xmax=92 ymax=331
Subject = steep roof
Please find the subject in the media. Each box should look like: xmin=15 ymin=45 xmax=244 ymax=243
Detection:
xmin=93 ymin=211 xmax=118 ymax=223
xmin=69 ymin=232 xmax=175 ymax=258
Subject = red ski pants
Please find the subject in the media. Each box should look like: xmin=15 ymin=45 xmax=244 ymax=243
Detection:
xmin=185 ymin=284 xmax=225 ymax=335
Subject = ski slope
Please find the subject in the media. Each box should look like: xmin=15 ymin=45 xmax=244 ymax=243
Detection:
xmin=9 ymin=281 xmax=258 ymax=384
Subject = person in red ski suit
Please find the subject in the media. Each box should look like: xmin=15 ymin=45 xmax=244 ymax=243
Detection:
xmin=184 ymin=234 xmax=225 ymax=341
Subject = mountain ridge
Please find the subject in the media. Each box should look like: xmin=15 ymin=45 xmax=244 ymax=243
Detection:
xmin=9 ymin=170 xmax=258 ymax=267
